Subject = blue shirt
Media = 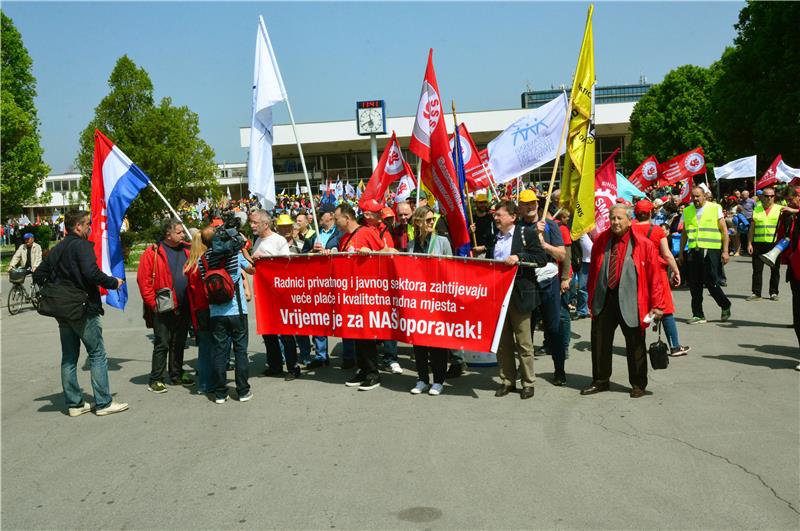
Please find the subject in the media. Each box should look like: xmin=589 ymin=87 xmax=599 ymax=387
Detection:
xmin=317 ymin=225 xmax=337 ymax=248
xmin=493 ymin=226 xmax=515 ymax=261
xmin=198 ymin=251 xmax=249 ymax=318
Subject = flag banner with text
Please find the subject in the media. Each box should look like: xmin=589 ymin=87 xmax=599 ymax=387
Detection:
xmin=657 ymin=147 xmax=706 ymax=187
xmin=254 ymin=254 xmax=517 ymax=353
xmin=628 ymin=155 xmax=659 ymax=191
xmin=594 ymin=148 xmax=619 ymax=234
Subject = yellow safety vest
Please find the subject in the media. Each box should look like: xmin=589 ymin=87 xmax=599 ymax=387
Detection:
xmin=684 ymin=202 xmax=722 ymax=250
xmin=751 ymin=203 xmax=781 ymax=243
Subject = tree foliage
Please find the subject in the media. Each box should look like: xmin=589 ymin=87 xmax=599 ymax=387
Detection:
xmin=77 ymin=55 xmax=219 ymax=230
xmin=628 ymin=65 xmax=723 ymax=170
xmin=710 ymin=1 xmax=800 ymax=167
xmin=1 ymin=12 xmax=50 ymax=215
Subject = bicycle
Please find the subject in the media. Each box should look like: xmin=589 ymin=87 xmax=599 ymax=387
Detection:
xmin=8 ymin=268 xmax=40 ymax=315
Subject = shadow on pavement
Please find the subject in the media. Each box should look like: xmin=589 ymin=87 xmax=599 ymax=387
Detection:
xmin=80 ymin=357 xmax=136 ymax=372
xmin=703 ymin=354 xmax=798 ymax=370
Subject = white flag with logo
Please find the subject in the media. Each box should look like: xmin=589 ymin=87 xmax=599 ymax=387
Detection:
xmin=248 ymin=16 xmax=287 ymax=210
xmin=395 ymin=174 xmax=416 ymax=202
xmin=713 ymin=155 xmax=757 ymax=180
xmin=487 ymin=94 xmax=568 ymax=184
xmin=776 ymin=159 xmax=800 ymax=182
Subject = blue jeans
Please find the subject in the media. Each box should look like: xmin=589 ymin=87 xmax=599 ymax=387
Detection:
xmin=576 ymin=262 xmax=590 ymax=317
xmin=296 ymin=336 xmax=328 ymax=364
xmin=559 ymin=287 xmax=572 ymax=362
xmin=296 ymin=335 xmax=312 ymax=364
xmin=196 ymin=329 xmax=214 ymax=393
xmin=382 ymin=340 xmax=398 ymax=364
xmin=211 ymin=315 xmax=249 ymax=400
xmin=58 ymin=315 xmax=112 ymax=409
xmin=532 ymin=276 xmax=565 ymax=376
xmin=661 ymin=314 xmax=680 ymax=349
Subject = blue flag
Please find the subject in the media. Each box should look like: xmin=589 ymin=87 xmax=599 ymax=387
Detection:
xmin=451 ymin=125 xmax=472 ymax=257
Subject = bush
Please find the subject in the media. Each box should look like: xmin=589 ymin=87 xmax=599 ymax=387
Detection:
xmin=16 ymin=224 xmax=53 ymax=250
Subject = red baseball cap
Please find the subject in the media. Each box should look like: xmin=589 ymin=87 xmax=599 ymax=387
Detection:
xmin=380 ymin=207 xmax=395 ymax=220
xmin=360 ymin=199 xmax=383 ymax=213
xmin=634 ymin=199 xmax=654 ymax=214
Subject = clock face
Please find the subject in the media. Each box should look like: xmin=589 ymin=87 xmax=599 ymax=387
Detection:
xmin=357 ymin=107 xmax=385 ymax=135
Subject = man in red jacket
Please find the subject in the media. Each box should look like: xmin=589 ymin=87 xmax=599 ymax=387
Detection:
xmin=582 ymin=204 xmax=666 ymax=398
xmin=776 ymin=187 xmax=800 ymax=369
xmin=137 ymin=218 xmax=194 ymax=393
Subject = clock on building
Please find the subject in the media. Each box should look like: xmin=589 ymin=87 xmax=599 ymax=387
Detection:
xmin=356 ymin=100 xmax=386 ymax=136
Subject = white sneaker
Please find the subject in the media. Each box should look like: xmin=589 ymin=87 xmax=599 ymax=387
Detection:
xmin=410 ymin=381 xmax=429 ymax=395
xmin=215 ymin=396 xmax=228 ymax=404
xmin=68 ymin=403 xmax=93 ymax=417
xmin=389 ymin=362 xmax=403 ymax=374
xmin=428 ymin=383 xmax=444 ymax=396
xmin=95 ymin=401 xmax=128 ymax=416
xmin=238 ymin=392 xmax=253 ymax=402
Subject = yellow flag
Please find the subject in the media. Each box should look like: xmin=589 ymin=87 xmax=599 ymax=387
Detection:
xmin=561 ymin=4 xmax=596 ymax=239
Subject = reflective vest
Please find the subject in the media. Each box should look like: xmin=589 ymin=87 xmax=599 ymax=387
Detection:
xmin=684 ymin=202 xmax=722 ymax=250
xmin=751 ymin=203 xmax=781 ymax=243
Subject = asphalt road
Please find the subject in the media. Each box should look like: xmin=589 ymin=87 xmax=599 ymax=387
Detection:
xmin=1 ymin=257 xmax=798 ymax=530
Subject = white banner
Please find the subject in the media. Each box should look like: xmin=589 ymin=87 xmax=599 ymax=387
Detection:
xmin=247 ymin=16 xmax=288 ymax=210
xmin=776 ymin=159 xmax=800 ymax=182
xmin=487 ymin=94 xmax=568 ymax=184
xmin=713 ymin=155 xmax=757 ymax=180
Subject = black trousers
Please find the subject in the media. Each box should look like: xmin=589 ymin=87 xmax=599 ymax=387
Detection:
xmin=791 ymin=277 xmax=800 ymax=349
xmin=687 ymin=249 xmax=731 ymax=318
xmin=355 ymin=339 xmax=379 ymax=377
xmin=262 ymin=334 xmax=298 ymax=373
xmin=150 ymin=310 xmax=190 ymax=384
xmin=413 ymin=345 xmax=448 ymax=384
xmin=752 ymin=242 xmax=781 ymax=297
xmin=590 ymin=289 xmax=648 ymax=390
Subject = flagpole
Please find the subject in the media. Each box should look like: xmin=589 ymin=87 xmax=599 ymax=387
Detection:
xmin=415 ymin=159 xmax=422 ymax=208
xmin=451 ymin=101 xmax=477 ymax=247
xmin=148 ymin=182 xmax=191 ymax=240
xmin=542 ymin=88 xmax=577 ymax=217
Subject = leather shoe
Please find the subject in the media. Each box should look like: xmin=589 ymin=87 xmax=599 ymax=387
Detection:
xmin=552 ymin=373 xmax=567 ymax=386
xmin=629 ymin=387 xmax=646 ymax=398
xmin=495 ymin=385 xmax=516 ymax=397
xmin=580 ymin=382 xmax=610 ymax=395
xmin=520 ymin=387 xmax=535 ymax=399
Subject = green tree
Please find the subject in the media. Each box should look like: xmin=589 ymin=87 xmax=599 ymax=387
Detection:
xmin=628 ymin=65 xmax=724 ymax=172
xmin=711 ymin=1 xmax=800 ymax=168
xmin=1 ymin=12 xmax=50 ymax=215
xmin=77 ymin=56 xmax=218 ymax=230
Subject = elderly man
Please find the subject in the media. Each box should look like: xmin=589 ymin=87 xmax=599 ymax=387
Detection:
xmin=678 ymin=186 xmax=732 ymax=324
xmin=391 ymin=201 xmax=414 ymax=253
xmin=582 ymin=204 xmax=666 ymax=398
xmin=492 ymin=201 xmax=548 ymax=399
xmin=9 ymin=232 xmax=42 ymax=272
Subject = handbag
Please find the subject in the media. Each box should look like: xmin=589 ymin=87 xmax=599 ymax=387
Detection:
xmin=37 ymin=240 xmax=89 ymax=321
xmin=648 ymin=320 xmax=669 ymax=370
xmin=149 ymin=244 xmax=175 ymax=314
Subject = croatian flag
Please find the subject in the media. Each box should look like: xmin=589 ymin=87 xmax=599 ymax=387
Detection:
xmin=90 ymin=130 xmax=150 ymax=310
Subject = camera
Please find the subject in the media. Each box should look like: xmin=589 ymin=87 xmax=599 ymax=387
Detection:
xmin=211 ymin=211 xmax=247 ymax=256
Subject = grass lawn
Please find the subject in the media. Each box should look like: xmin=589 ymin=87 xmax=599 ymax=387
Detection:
xmin=1 ymin=243 xmax=150 ymax=273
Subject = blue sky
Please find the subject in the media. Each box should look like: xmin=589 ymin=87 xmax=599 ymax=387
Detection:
xmin=3 ymin=1 xmax=744 ymax=174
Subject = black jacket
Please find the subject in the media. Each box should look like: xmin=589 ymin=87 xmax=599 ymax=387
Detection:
xmin=495 ymin=224 xmax=548 ymax=314
xmin=33 ymin=234 xmax=119 ymax=315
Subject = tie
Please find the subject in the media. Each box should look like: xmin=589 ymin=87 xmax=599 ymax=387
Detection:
xmin=607 ymin=240 xmax=620 ymax=290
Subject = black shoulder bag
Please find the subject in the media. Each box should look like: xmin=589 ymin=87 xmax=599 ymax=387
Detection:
xmin=648 ymin=320 xmax=669 ymax=370
xmin=37 ymin=239 xmax=89 ymax=321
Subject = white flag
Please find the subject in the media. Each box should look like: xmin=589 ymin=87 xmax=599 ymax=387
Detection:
xmin=776 ymin=159 xmax=800 ymax=182
xmin=345 ymin=181 xmax=355 ymax=198
xmin=487 ymin=94 xmax=568 ymax=184
xmin=713 ymin=155 xmax=757 ymax=180
xmin=295 ymin=181 xmax=300 ymax=196
xmin=247 ymin=16 xmax=287 ymax=210
xmin=395 ymin=173 xmax=416 ymax=202
xmin=335 ymin=179 xmax=344 ymax=200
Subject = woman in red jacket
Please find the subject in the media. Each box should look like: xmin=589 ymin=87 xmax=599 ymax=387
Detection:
xmin=184 ymin=228 xmax=213 ymax=394
xmin=776 ymin=187 xmax=800 ymax=369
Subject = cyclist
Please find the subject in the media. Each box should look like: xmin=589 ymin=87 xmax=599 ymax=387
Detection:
xmin=8 ymin=232 xmax=42 ymax=273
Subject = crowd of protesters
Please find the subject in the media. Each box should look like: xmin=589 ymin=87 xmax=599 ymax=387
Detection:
xmin=26 ymin=178 xmax=800 ymax=415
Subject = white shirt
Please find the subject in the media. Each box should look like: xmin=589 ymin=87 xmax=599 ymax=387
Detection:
xmin=579 ymin=234 xmax=593 ymax=263
xmin=696 ymin=203 xmax=724 ymax=221
xmin=493 ymin=225 xmax=515 ymax=261
xmin=253 ymin=232 xmax=290 ymax=259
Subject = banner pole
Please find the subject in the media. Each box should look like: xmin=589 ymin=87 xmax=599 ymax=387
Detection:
xmin=542 ymin=88 xmax=576 ymax=217
xmin=451 ymin=101 xmax=477 ymax=248
xmin=283 ymin=93 xmax=320 ymax=242
xmin=415 ymin=159 xmax=422 ymax=208
xmin=148 ymin=181 xmax=191 ymax=240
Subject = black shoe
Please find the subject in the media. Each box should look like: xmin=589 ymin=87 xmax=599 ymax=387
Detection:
xmin=285 ymin=368 xmax=300 ymax=381
xmin=580 ymin=382 xmax=610 ymax=395
xmin=445 ymin=363 xmax=465 ymax=378
xmin=226 ymin=361 xmax=235 ymax=371
xmin=341 ymin=359 xmax=356 ymax=370
xmin=262 ymin=368 xmax=284 ymax=377
xmin=552 ymin=373 xmax=567 ymax=386
xmin=495 ymin=385 xmax=516 ymax=397
xmin=345 ymin=371 xmax=366 ymax=387
xmin=304 ymin=359 xmax=324 ymax=370
xmin=358 ymin=374 xmax=381 ymax=391
xmin=520 ymin=387 xmax=535 ymax=399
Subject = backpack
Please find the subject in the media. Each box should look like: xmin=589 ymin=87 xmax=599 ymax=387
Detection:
xmin=201 ymin=255 xmax=235 ymax=304
xmin=734 ymin=213 xmax=750 ymax=234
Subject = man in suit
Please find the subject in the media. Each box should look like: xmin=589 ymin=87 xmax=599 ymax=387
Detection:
xmin=582 ymin=204 xmax=666 ymax=398
xmin=492 ymin=200 xmax=548 ymax=399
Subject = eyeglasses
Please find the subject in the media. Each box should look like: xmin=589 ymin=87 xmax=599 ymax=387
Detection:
xmin=763 ymin=195 xmax=775 ymax=198
xmin=424 ymin=217 xmax=435 ymax=224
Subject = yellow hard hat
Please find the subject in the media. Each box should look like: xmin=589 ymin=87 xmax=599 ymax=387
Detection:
xmin=519 ymin=189 xmax=539 ymax=203
xmin=275 ymin=214 xmax=294 ymax=226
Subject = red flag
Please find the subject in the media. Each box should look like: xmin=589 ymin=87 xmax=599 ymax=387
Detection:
xmin=657 ymin=147 xmax=706 ymax=187
xmin=756 ymin=155 xmax=783 ymax=190
xmin=629 ymin=155 xmax=659 ymax=191
xmin=449 ymin=123 xmax=493 ymax=191
xmin=677 ymin=177 xmax=692 ymax=205
xmin=409 ymin=49 xmax=470 ymax=249
xmin=594 ymin=149 xmax=619 ymax=234
xmin=358 ymin=131 xmax=414 ymax=209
